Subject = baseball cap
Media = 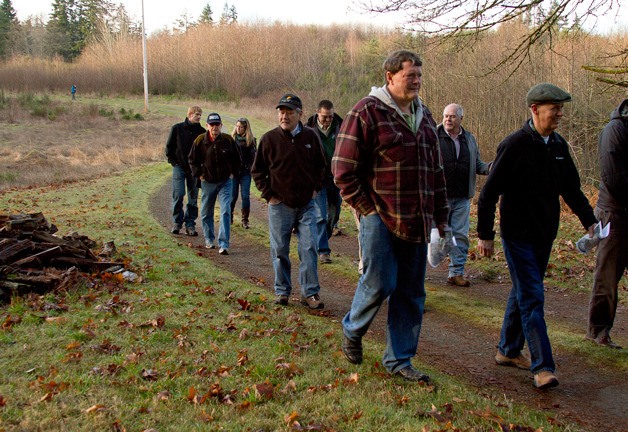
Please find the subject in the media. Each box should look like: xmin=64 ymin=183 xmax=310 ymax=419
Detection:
xmin=206 ymin=113 xmax=221 ymax=124
xmin=276 ymin=93 xmax=302 ymax=110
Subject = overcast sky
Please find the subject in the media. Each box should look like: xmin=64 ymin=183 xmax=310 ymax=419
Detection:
xmin=11 ymin=0 xmax=627 ymax=35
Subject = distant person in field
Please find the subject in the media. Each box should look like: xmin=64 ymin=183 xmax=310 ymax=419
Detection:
xmin=438 ymin=103 xmax=491 ymax=287
xmin=477 ymin=83 xmax=597 ymax=389
xmin=230 ymin=118 xmax=257 ymax=229
xmin=252 ymin=93 xmax=326 ymax=309
xmin=189 ymin=113 xmax=241 ymax=255
xmin=587 ymin=98 xmax=628 ymax=350
xmin=71 ymin=85 xmax=76 ymax=100
xmin=165 ymin=106 xmax=205 ymax=236
xmin=333 ymin=50 xmax=449 ymax=383
xmin=306 ymin=99 xmax=343 ymax=264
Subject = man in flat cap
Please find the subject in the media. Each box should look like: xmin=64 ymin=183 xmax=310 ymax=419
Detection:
xmin=252 ymin=93 xmax=326 ymax=309
xmin=476 ymin=83 xmax=596 ymax=389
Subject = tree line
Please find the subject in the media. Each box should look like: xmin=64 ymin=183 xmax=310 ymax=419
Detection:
xmin=0 ymin=0 xmax=238 ymax=61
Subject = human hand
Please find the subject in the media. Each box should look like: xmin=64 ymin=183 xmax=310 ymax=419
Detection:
xmin=587 ymin=223 xmax=596 ymax=238
xmin=478 ymin=239 xmax=494 ymax=258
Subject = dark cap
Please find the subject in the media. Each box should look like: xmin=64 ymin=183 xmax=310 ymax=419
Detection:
xmin=526 ymin=83 xmax=572 ymax=107
xmin=276 ymin=93 xmax=302 ymax=111
xmin=206 ymin=113 xmax=221 ymax=124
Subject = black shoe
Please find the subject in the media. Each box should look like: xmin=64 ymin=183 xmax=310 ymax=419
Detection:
xmin=395 ymin=365 xmax=429 ymax=383
xmin=171 ymin=225 xmax=182 ymax=234
xmin=274 ymin=294 xmax=289 ymax=306
xmin=341 ymin=335 xmax=363 ymax=365
xmin=185 ymin=227 xmax=198 ymax=236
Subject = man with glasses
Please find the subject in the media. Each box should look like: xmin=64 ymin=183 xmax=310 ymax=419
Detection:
xmin=165 ymin=106 xmax=206 ymax=236
xmin=306 ymin=100 xmax=344 ymax=264
xmin=252 ymin=94 xmax=326 ymax=309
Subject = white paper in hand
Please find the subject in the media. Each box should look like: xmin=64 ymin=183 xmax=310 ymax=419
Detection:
xmin=576 ymin=221 xmax=610 ymax=254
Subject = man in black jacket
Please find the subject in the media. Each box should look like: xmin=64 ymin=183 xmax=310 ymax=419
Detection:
xmin=477 ymin=83 xmax=596 ymax=389
xmin=165 ymin=106 xmax=205 ymax=236
xmin=189 ymin=113 xmax=241 ymax=255
xmin=587 ymin=98 xmax=628 ymax=350
xmin=252 ymin=94 xmax=326 ymax=309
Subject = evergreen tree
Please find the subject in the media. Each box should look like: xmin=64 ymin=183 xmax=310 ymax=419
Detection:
xmin=46 ymin=0 xmax=80 ymax=61
xmin=219 ymin=2 xmax=237 ymax=25
xmin=199 ymin=3 xmax=213 ymax=26
xmin=0 ymin=0 xmax=18 ymax=58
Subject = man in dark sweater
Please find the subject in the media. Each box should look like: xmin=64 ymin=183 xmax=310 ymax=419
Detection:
xmin=165 ymin=106 xmax=206 ymax=236
xmin=306 ymin=99 xmax=343 ymax=264
xmin=438 ymin=103 xmax=490 ymax=286
xmin=252 ymin=94 xmax=326 ymax=309
xmin=477 ymin=83 xmax=597 ymax=389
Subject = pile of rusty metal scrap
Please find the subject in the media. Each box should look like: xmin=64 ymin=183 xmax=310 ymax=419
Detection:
xmin=0 ymin=213 xmax=122 ymax=302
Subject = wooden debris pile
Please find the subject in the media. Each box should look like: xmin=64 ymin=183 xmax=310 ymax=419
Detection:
xmin=0 ymin=213 xmax=123 ymax=302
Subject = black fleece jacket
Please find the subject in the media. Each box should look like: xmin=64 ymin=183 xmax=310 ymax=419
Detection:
xmin=477 ymin=120 xmax=596 ymax=244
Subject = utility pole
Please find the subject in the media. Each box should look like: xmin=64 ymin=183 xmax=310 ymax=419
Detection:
xmin=141 ymin=0 xmax=149 ymax=113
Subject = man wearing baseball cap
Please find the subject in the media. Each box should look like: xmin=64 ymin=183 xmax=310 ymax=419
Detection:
xmin=252 ymin=93 xmax=326 ymax=309
xmin=477 ymin=83 xmax=596 ymax=389
xmin=189 ymin=112 xmax=241 ymax=255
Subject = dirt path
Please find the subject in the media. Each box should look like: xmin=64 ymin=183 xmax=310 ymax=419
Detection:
xmin=150 ymin=181 xmax=627 ymax=431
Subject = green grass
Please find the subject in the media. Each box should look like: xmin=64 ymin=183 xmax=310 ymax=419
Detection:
xmin=0 ymin=163 xmax=581 ymax=431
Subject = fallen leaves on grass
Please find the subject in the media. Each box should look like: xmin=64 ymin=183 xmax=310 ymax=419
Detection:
xmin=90 ymin=339 xmax=121 ymax=355
xmin=2 ymin=314 xmax=22 ymax=329
xmin=85 ymin=404 xmax=107 ymax=414
xmin=140 ymin=368 xmax=159 ymax=381
xmin=0 ymin=395 xmax=6 ymax=407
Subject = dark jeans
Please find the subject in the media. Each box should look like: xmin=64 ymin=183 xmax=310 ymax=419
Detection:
xmin=588 ymin=208 xmax=627 ymax=339
xmin=171 ymin=165 xmax=198 ymax=229
xmin=500 ymin=238 xmax=555 ymax=373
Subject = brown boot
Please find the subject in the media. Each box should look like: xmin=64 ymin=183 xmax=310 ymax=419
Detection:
xmin=242 ymin=207 xmax=250 ymax=229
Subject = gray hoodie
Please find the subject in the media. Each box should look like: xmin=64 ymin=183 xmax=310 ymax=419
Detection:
xmin=597 ymin=99 xmax=628 ymax=214
xmin=369 ymin=86 xmax=424 ymax=131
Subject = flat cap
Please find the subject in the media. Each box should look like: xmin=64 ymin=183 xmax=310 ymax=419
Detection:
xmin=526 ymin=83 xmax=572 ymax=107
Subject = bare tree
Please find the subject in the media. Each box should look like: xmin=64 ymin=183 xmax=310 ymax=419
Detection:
xmin=359 ymin=0 xmax=622 ymax=73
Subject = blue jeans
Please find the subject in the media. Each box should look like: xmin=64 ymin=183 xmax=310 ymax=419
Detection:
xmin=171 ymin=165 xmax=198 ymax=229
xmin=342 ymin=214 xmax=428 ymax=374
xmin=314 ymin=187 xmax=331 ymax=255
xmin=231 ymin=171 xmax=252 ymax=210
xmin=200 ymin=178 xmax=233 ymax=249
xmin=500 ymin=238 xmax=555 ymax=373
xmin=447 ymin=197 xmax=471 ymax=277
xmin=268 ymin=200 xmax=320 ymax=298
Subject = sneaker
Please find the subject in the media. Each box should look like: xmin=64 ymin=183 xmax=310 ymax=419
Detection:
xmin=185 ymin=227 xmax=198 ymax=236
xmin=495 ymin=350 xmax=531 ymax=370
xmin=534 ymin=371 xmax=559 ymax=389
xmin=300 ymin=294 xmax=324 ymax=309
xmin=585 ymin=335 xmax=622 ymax=349
xmin=395 ymin=365 xmax=430 ymax=383
xmin=341 ymin=335 xmax=363 ymax=365
xmin=171 ymin=225 xmax=182 ymax=234
xmin=218 ymin=248 xmax=229 ymax=255
xmin=447 ymin=275 xmax=471 ymax=287
xmin=205 ymin=241 xmax=216 ymax=249
xmin=274 ymin=294 xmax=289 ymax=306
xmin=319 ymin=253 xmax=332 ymax=264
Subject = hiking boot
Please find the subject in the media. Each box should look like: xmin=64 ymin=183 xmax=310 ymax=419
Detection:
xmin=534 ymin=371 xmax=559 ymax=389
xmin=219 ymin=248 xmax=229 ymax=255
xmin=300 ymin=294 xmax=324 ymax=309
xmin=242 ymin=207 xmax=250 ymax=229
xmin=341 ymin=334 xmax=363 ymax=365
xmin=585 ymin=335 xmax=622 ymax=349
xmin=495 ymin=350 xmax=531 ymax=370
xmin=274 ymin=294 xmax=289 ymax=306
xmin=319 ymin=253 xmax=332 ymax=264
xmin=205 ymin=241 xmax=216 ymax=249
xmin=185 ymin=227 xmax=198 ymax=236
xmin=395 ymin=365 xmax=430 ymax=383
xmin=447 ymin=275 xmax=471 ymax=287
xmin=171 ymin=225 xmax=182 ymax=234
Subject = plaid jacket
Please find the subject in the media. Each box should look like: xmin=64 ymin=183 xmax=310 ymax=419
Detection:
xmin=332 ymin=95 xmax=448 ymax=243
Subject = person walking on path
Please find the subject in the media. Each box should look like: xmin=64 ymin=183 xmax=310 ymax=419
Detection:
xmin=438 ymin=103 xmax=491 ymax=286
xmin=477 ymin=83 xmax=597 ymax=389
xmin=189 ymin=113 xmax=241 ymax=255
xmin=71 ymin=84 xmax=77 ymax=100
xmin=306 ymin=99 xmax=343 ymax=264
xmin=587 ymin=98 xmax=628 ymax=350
xmin=230 ymin=117 xmax=257 ymax=229
xmin=252 ymin=93 xmax=326 ymax=310
xmin=165 ymin=106 xmax=206 ymax=236
xmin=333 ymin=50 xmax=449 ymax=382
